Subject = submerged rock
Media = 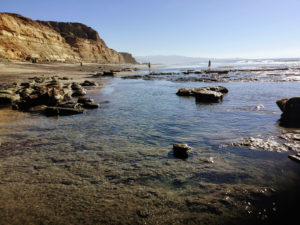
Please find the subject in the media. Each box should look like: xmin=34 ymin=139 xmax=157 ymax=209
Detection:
xmin=232 ymin=137 xmax=289 ymax=152
xmin=44 ymin=107 xmax=84 ymax=116
xmin=173 ymin=144 xmax=192 ymax=158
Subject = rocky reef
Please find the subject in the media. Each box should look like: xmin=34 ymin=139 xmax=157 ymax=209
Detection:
xmin=0 ymin=76 xmax=99 ymax=116
xmin=0 ymin=13 xmax=137 ymax=64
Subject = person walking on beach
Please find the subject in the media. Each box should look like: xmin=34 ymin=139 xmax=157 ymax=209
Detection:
xmin=148 ymin=62 xmax=151 ymax=73
xmin=208 ymin=60 xmax=211 ymax=71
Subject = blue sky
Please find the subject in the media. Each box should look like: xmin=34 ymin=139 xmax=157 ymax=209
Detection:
xmin=2 ymin=0 xmax=300 ymax=58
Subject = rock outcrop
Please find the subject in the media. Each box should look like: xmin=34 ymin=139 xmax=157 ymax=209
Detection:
xmin=176 ymin=86 xmax=228 ymax=103
xmin=0 ymin=76 xmax=100 ymax=116
xmin=276 ymin=97 xmax=300 ymax=127
xmin=0 ymin=13 xmax=137 ymax=64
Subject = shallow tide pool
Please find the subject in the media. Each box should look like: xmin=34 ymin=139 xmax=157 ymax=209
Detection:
xmin=0 ymin=77 xmax=300 ymax=225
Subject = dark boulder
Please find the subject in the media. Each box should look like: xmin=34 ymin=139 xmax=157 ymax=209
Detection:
xmin=276 ymin=97 xmax=300 ymax=126
xmin=173 ymin=144 xmax=192 ymax=159
xmin=276 ymin=98 xmax=288 ymax=112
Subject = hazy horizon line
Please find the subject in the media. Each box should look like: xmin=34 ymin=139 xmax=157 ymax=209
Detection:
xmin=134 ymin=54 xmax=300 ymax=60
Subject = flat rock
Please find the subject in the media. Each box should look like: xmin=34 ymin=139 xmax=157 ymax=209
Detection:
xmin=44 ymin=107 xmax=84 ymax=116
xmin=176 ymin=86 xmax=228 ymax=98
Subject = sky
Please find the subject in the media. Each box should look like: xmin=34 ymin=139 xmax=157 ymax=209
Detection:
xmin=1 ymin=0 xmax=300 ymax=58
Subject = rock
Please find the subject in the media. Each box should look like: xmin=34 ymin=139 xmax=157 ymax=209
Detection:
xmin=77 ymin=97 xmax=99 ymax=109
xmin=60 ymin=77 xmax=70 ymax=80
xmin=71 ymin=82 xmax=86 ymax=96
xmin=58 ymin=102 xmax=82 ymax=110
xmin=201 ymin=157 xmax=214 ymax=163
xmin=71 ymin=82 xmax=82 ymax=90
xmin=255 ymin=104 xmax=264 ymax=111
xmin=44 ymin=107 xmax=84 ymax=116
xmin=276 ymin=98 xmax=289 ymax=112
xmin=28 ymin=105 xmax=48 ymax=113
xmin=0 ymin=93 xmax=20 ymax=105
xmin=276 ymin=97 xmax=300 ymax=126
xmin=77 ymin=97 xmax=94 ymax=104
xmin=232 ymin=137 xmax=289 ymax=152
xmin=176 ymin=86 xmax=228 ymax=97
xmin=121 ymin=75 xmax=143 ymax=79
xmin=102 ymin=71 xmax=115 ymax=76
xmin=80 ymin=80 xmax=97 ymax=86
xmin=194 ymin=90 xmax=223 ymax=103
xmin=0 ymin=89 xmax=15 ymax=95
xmin=173 ymin=144 xmax=192 ymax=158
xmin=82 ymin=102 xmax=99 ymax=109
xmin=72 ymin=89 xmax=86 ymax=97
xmin=288 ymin=154 xmax=300 ymax=163
xmin=176 ymin=88 xmax=194 ymax=96
xmin=204 ymin=86 xmax=228 ymax=94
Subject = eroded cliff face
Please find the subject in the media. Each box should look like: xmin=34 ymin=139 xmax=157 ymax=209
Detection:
xmin=0 ymin=13 xmax=137 ymax=64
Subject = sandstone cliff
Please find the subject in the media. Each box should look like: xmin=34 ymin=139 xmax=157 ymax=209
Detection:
xmin=0 ymin=13 xmax=137 ymax=64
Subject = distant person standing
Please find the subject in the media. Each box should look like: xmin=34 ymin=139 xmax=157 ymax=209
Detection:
xmin=80 ymin=62 xmax=83 ymax=67
xmin=208 ymin=60 xmax=211 ymax=71
xmin=148 ymin=62 xmax=151 ymax=72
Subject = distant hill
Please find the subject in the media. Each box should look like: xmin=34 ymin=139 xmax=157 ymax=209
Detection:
xmin=135 ymin=55 xmax=211 ymax=65
xmin=0 ymin=13 xmax=137 ymax=64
